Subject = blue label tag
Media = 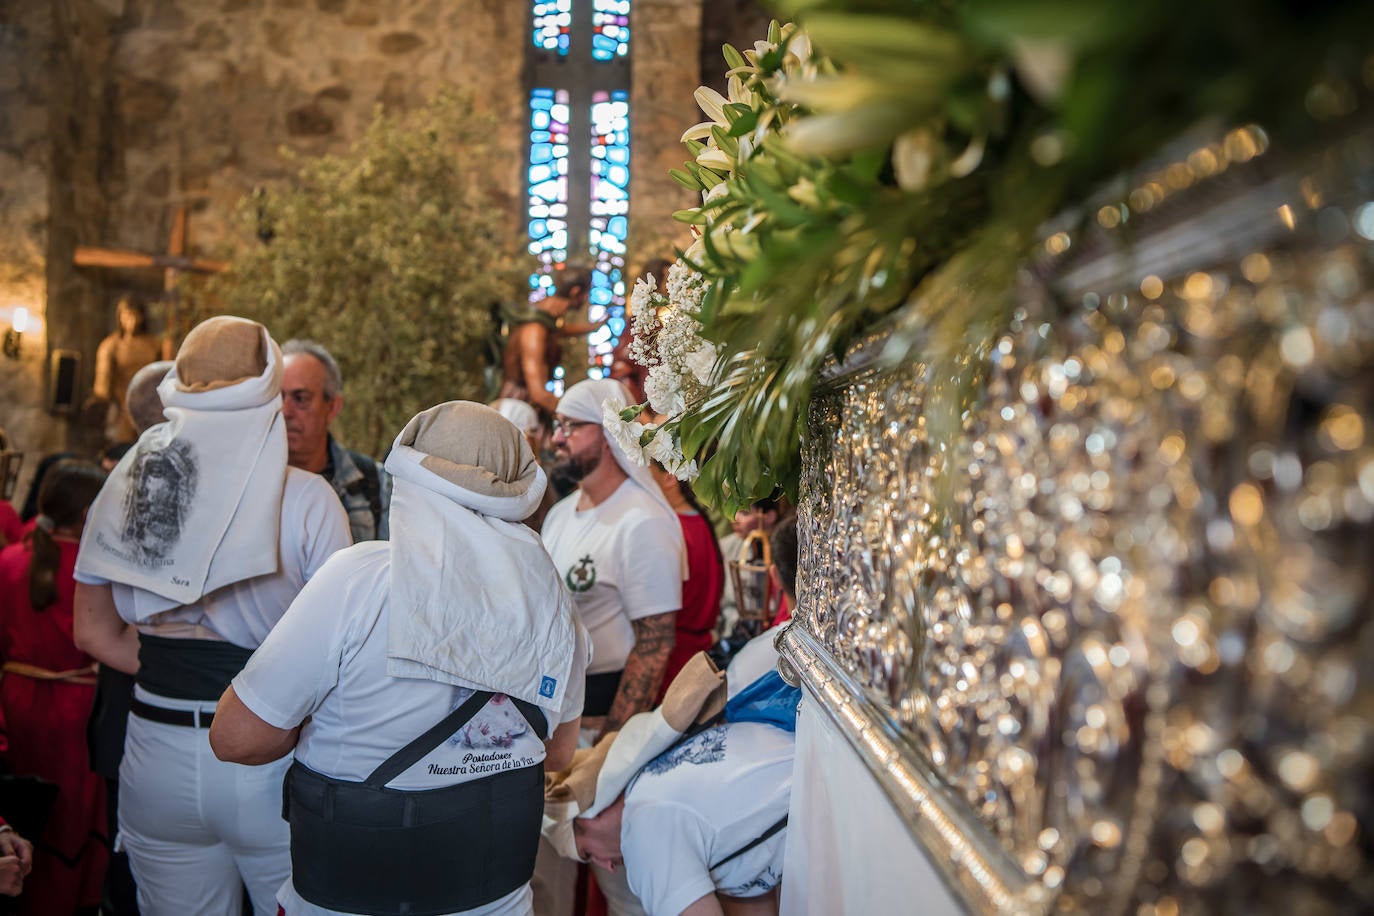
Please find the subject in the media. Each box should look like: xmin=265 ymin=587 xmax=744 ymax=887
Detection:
xmin=539 ymin=676 xmax=557 ymax=698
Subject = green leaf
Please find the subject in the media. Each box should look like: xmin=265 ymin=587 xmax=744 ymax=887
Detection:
xmin=669 ymin=168 xmax=703 ymax=191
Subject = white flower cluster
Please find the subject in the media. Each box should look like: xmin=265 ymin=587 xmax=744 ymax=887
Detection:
xmin=629 ymin=261 xmax=717 ymax=418
xmin=603 ymin=259 xmax=718 ymax=481
xmin=602 ymin=401 xmax=697 ymax=482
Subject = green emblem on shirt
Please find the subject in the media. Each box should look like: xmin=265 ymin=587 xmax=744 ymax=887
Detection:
xmin=566 ymin=555 xmax=596 ymax=592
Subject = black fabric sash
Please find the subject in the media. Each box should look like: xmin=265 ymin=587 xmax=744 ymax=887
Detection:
xmin=285 ymin=690 xmax=549 ymax=915
xmin=135 ymin=634 xmax=254 ymax=702
xmin=583 ymin=670 xmax=623 ymax=718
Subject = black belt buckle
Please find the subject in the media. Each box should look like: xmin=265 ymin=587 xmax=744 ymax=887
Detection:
xmin=130 ymin=697 xmax=214 ymax=728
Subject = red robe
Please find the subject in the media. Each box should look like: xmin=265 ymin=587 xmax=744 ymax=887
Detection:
xmin=656 ymin=512 xmax=723 ymax=702
xmin=0 ymin=539 xmax=107 ymax=914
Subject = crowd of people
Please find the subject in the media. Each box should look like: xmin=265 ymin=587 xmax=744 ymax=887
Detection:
xmin=0 ymin=280 xmax=802 ymax=916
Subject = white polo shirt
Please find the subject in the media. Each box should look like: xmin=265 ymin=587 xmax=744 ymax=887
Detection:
xmin=540 ymin=480 xmax=684 ymax=674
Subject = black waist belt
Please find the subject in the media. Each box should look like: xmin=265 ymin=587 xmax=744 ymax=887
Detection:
xmin=285 ymin=690 xmax=549 ymax=916
xmin=136 ymin=634 xmax=254 ymax=702
xmin=130 ymin=696 xmax=214 ymax=728
xmin=583 ymin=670 xmax=623 ymax=718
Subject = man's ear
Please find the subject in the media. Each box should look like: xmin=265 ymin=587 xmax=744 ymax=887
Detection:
xmin=326 ymin=393 xmax=344 ymax=423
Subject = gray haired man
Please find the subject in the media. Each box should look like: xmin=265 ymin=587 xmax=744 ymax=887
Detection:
xmin=281 ymin=339 xmax=390 ymax=542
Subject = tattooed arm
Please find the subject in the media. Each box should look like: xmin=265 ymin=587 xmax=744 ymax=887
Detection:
xmin=602 ymin=611 xmax=676 ymax=739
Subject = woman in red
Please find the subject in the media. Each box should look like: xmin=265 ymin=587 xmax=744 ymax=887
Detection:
xmin=651 ymin=464 xmax=724 ymax=701
xmin=0 ymin=461 xmax=108 ymax=914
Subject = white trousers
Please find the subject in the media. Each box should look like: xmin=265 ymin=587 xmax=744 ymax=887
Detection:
xmin=119 ymin=690 xmax=292 ymax=916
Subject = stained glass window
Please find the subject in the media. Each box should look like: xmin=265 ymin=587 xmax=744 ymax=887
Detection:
xmin=532 ymin=0 xmax=572 ymax=56
xmin=526 ymin=0 xmax=632 ymax=383
xmin=587 ymin=88 xmax=630 ymax=376
xmin=591 ymin=0 xmax=631 ymax=62
xmin=527 ymin=88 xmax=571 ymax=300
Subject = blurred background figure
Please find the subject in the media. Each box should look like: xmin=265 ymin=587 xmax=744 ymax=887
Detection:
xmin=650 ymin=462 xmax=723 ymax=702
xmin=90 ymin=297 xmax=171 ymax=444
xmin=0 ymin=461 xmax=109 ymax=915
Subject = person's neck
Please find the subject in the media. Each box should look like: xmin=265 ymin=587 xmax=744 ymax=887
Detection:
xmin=291 ymin=440 xmax=330 ymax=475
xmin=662 ymin=487 xmax=690 ymax=513
xmin=577 ymin=461 xmax=628 ymax=509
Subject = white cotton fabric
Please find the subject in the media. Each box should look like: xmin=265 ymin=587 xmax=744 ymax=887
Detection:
xmin=540 ymin=483 xmax=684 ymax=675
xmin=76 ymin=468 xmax=351 ymax=649
xmin=556 ymin=379 xmax=687 ymax=577
xmin=622 ymin=720 xmax=794 ymax=916
xmin=491 ymin=397 xmax=540 ymax=435
xmin=76 ymin=328 xmax=287 ymax=620
xmin=541 ymin=628 xmax=783 ymax=864
xmin=232 ymin=541 xmax=590 ymax=916
xmin=383 ymin=438 xmax=575 ymax=714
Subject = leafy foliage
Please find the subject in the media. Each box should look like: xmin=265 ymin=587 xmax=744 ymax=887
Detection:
xmin=214 ymin=93 xmax=530 ymax=457
xmin=661 ymin=1 xmax=1373 ymax=513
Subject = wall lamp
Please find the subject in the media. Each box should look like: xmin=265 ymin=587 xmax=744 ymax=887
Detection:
xmin=3 ymin=307 xmax=26 ymax=360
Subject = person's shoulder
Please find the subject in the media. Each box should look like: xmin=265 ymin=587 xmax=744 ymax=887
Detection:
xmin=284 ymin=465 xmax=337 ymax=501
xmin=311 ymin=540 xmax=389 ymax=591
xmin=542 ymin=492 xmax=579 ymax=529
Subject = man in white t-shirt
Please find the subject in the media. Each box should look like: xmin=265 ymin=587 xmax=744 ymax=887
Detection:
xmin=540 ymin=379 xmax=685 ymax=739
xmin=564 ymin=630 xmax=795 ymax=916
xmin=211 ymin=401 xmax=587 ymax=916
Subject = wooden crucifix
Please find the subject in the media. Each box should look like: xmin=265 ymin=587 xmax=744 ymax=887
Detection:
xmin=74 ymin=206 xmax=229 ymax=352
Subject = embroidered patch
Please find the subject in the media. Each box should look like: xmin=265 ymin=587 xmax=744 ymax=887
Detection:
xmin=540 ymin=676 xmax=557 ymax=698
xmin=566 ymin=554 xmax=597 ymax=592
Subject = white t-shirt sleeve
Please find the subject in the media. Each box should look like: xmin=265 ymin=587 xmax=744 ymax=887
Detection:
xmin=623 ymin=800 xmax=717 ymax=916
xmin=231 ymin=547 xmax=362 ymax=730
xmin=286 ymin=469 xmax=353 ymax=579
xmin=618 ymin=515 xmax=684 ymax=622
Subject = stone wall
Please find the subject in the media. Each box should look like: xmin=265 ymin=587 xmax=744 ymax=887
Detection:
xmin=629 ymin=0 xmax=702 ymax=267
xmin=0 ymin=0 xmax=710 ymax=506
xmin=0 ymin=2 xmax=59 ymax=507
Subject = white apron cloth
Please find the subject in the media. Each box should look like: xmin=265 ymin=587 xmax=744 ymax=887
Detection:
xmin=383 ymin=405 xmax=576 ymax=717
xmin=76 ymin=332 xmax=286 ymax=620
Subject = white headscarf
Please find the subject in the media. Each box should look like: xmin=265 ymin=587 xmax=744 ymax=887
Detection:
xmin=76 ymin=318 xmax=286 ymax=620
xmin=490 ymin=397 xmax=541 ymax=436
xmin=384 ymin=401 xmax=577 ymax=713
xmin=557 ymin=379 xmax=687 ymax=576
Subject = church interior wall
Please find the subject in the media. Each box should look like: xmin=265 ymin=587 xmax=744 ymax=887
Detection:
xmin=0 ymin=0 xmax=708 ymax=505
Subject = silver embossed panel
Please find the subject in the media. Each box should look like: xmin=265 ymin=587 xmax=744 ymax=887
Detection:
xmin=785 ymin=127 xmax=1374 ymax=914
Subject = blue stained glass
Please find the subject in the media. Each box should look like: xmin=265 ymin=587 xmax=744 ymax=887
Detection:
xmin=608 ymin=317 xmax=625 ymax=336
xmin=609 ymin=216 xmax=628 ymax=236
xmin=532 ymin=0 xmax=572 ymax=56
xmin=528 ymin=87 xmax=571 ymax=301
xmin=606 ymin=147 xmax=628 ymax=164
xmin=591 ymin=0 xmax=630 ymax=61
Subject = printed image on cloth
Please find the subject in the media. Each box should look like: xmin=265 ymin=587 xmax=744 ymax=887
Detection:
xmin=566 ymin=554 xmax=596 ymax=592
xmin=722 ymin=865 xmax=782 ymax=898
xmin=449 ymin=690 xmax=533 ymax=750
xmin=120 ymin=440 xmax=197 ymax=566
xmin=641 ymin=725 xmax=728 ymax=776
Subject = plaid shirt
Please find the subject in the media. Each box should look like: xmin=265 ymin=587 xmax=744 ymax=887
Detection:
xmin=325 ymin=436 xmax=390 ymax=543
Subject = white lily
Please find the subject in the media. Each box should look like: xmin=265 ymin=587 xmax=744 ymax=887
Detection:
xmin=949 ymin=134 xmax=985 ymax=178
xmin=696 ymin=147 xmax=735 ymax=172
xmin=681 ymin=121 xmax=716 ymax=142
xmin=694 ymin=86 xmax=729 ymax=125
xmin=893 ymin=128 xmax=935 ymax=191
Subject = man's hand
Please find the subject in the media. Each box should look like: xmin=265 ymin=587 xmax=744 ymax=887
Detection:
xmin=0 ymin=828 xmax=33 ymax=896
xmin=602 ymin=611 xmax=676 ymax=738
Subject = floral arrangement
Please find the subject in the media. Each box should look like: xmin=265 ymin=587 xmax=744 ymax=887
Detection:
xmin=606 ymin=2 xmax=1374 ymax=515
